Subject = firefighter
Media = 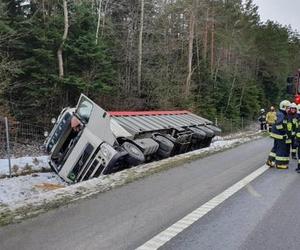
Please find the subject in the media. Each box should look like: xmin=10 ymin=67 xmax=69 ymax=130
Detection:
xmin=295 ymin=105 xmax=300 ymax=172
xmin=266 ymin=106 xmax=277 ymax=132
xmin=287 ymin=103 xmax=298 ymax=159
xmin=266 ymin=100 xmax=290 ymax=169
xmin=258 ymin=109 xmax=267 ymax=131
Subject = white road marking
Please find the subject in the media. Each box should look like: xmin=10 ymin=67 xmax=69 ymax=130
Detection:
xmin=136 ymin=164 xmax=269 ymax=250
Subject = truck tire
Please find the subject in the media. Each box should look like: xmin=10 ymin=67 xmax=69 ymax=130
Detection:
xmin=203 ymin=137 xmax=213 ymax=148
xmin=152 ymin=134 xmax=174 ymax=152
xmin=122 ymin=141 xmax=145 ymax=166
xmin=197 ymin=126 xmax=215 ymax=138
xmin=206 ymin=124 xmax=222 ymax=135
xmin=189 ymin=127 xmax=206 ymax=140
xmin=156 ymin=148 xmax=171 ymax=158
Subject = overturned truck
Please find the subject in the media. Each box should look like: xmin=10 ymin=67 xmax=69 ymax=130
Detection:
xmin=44 ymin=94 xmax=221 ymax=183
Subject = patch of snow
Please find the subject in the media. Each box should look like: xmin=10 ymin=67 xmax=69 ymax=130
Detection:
xmin=213 ymin=130 xmax=262 ymax=142
xmin=0 ymin=173 xmax=66 ymax=206
xmin=0 ymin=156 xmax=50 ymax=176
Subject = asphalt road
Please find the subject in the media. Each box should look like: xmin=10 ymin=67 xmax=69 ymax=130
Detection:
xmin=0 ymin=138 xmax=272 ymax=250
xmin=162 ymin=152 xmax=300 ymax=250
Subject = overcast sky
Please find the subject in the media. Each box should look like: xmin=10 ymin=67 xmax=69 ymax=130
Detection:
xmin=253 ymin=0 xmax=300 ymax=32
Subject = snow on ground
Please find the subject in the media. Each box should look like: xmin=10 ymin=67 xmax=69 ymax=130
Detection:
xmin=0 ymin=156 xmax=50 ymax=177
xmin=0 ymin=173 xmax=66 ymax=205
xmin=213 ymin=130 xmax=262 ymax=142
xmin=0 ymin=132 xmax=263 ymax=224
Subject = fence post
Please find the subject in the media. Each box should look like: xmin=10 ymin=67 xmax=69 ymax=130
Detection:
xmin=5 ymin=117 xmax=12 ymax=178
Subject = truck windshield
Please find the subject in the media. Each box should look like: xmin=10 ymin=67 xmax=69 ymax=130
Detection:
xmin=76 ymin=98 xmax=93 ymax=123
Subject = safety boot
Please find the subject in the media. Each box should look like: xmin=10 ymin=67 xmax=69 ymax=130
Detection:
xmin=276 ymin=165 xmax=288 ymax=170
xmin=295 ymin=167 xmax=300 ymax=173
xmin=266 ymin=160 xmax=275 ymax=168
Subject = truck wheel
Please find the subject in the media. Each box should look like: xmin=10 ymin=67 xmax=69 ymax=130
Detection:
xmin=189 ymin=127 xmax=206 ymax=140
xmin=197 ymin=126 xmax=215 ymax=138
xmin=206 ymin=124 xmax=222 ymax=135
xmin=122 ymin=142 xmax=145 ymax=166
xmin=156 ymin=148 xmax=172 ymax=158
xmin=203 ymin=137 xmax=213 ymax=148
xmin=152 ymin=134 xmax=174 ymax=152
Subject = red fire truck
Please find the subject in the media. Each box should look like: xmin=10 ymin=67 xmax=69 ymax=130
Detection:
xmin=287 ymin=69 xmax=300 ymax=104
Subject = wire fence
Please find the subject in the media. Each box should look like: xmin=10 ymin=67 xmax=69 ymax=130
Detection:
xmin=0 ymin=117 xmax=48 ymax=160
xmin=215 ymin=117 xmax=256 ymax=134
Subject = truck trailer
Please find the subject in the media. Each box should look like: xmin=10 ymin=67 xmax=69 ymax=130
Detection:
xmin=44 ymin=94 xmax=221 ymax=183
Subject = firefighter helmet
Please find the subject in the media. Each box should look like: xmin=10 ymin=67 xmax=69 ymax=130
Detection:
xmin=289 ymin=102 xmax=297 ymax=114
xmin=290 ymin=102 xmax=297 ymax=110
xmin=279 ymin=100 xmax=291 ymax=111
xmin=260 ymin=108 xmax=265 ymax=113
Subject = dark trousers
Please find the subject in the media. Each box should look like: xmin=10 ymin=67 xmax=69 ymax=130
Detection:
xmin=291 ymin=137 xmax=297 ymax=157
xmin=268 ymin=124 xmax=274 ymax=133
xmin=267 ymin=140 xmax=276 ymax=163
xmin=260 ymin=123 xmax=267 ymax=130
xmin=275 ymin=139 xmax=290 ymax=166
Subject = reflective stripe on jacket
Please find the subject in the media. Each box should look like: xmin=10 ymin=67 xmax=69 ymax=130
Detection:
xmin=271 ymin=110 xmax=287 ymax=140
xmin=286 ymin=114 xmax=298 ymax=138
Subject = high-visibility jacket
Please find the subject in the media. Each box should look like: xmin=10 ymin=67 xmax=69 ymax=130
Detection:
xmin=266 ymin=111 xmax=277 ymax=125
xmin=270 ymin=110 xmax=287 ymax=140
xmin=286 ymin=114 xmax=298 ymax=144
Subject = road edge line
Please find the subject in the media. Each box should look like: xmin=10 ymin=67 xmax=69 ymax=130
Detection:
xmin=136 ymin=164 xmax=269 ymax=250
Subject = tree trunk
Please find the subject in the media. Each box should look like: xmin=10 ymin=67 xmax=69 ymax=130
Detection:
xmin=125 ymin=17 xmax=134 ymax=94
xmin=95 ymin=0 xmax=102 ymax=45
xmin=210 ymin=6 xmax=215 ymax=74
xmin=213 ymin=55 xmax=221 ymax=85
xmin=42 ymin=0 xmax=46 ymax=23
xmin=137 ymin=0 xmax=144 ymax=96
xmin=185 ymin=9 xmax=195 ymax=98
xmin=203 ymin=7 xmax=209 ymax=60
xmin=195 ymin=23 xmax=201 ymax=83
xmin=57 ymin=0 xmax=69 ymax=79
xmin=225 ymin=61 xmax=238 ymax=114
xmin=101 ymin=0 xmax=110 ymax=36
xmin=238 ymin=81 xmax=246 ymax=112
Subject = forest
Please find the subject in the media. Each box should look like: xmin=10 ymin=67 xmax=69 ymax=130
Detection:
xmin=1 ymin=0 xmax=300 ymax=127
